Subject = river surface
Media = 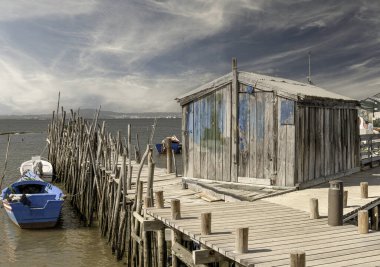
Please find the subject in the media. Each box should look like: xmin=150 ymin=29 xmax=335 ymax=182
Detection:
xmin=0 ymin=118 xmax=181 ymax=266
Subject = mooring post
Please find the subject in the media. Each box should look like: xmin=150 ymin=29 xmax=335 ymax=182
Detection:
xmin=290 ymin=250 xmax=306 ymax=267
xmin=358 ymin=210 xmax=369 ymax=234
xmin=155 ymin=191 xmax=166 ymax=267
xmin=360 ymin=182 xmax=368 ymax=199
xmin=155 ymin=191 xmax=164 ymax=209
xmin=166 ymin=137 xmax=173 ymax=174
xmin=309 ymin=198 xmax=319 ymax=219
xmin=171 ymin=199 xmax=182 ymax=267
xmin=235 ymin=227 xmax=248 ymax=253
xmin=127 ymin=124 xmax=132 ymax=190
xmin=343 ymin=190 xmax=348 ymax=208
xmin=201 ymin=212 xmax=212 ymax=235
xmin=328 ymin=180 xmax=343 ymax=226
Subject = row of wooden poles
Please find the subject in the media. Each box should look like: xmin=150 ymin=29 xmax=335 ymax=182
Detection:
xmin=47 ymin=106 xmax=178 ymax=266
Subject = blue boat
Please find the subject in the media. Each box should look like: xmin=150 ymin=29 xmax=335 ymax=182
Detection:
xmin=155 ymin=142 xmax=182 ymax=154
xmin=0 ymin=171 xmax=64 ymax=229
xmin=155 ymin=135 xmax=182 ymax=154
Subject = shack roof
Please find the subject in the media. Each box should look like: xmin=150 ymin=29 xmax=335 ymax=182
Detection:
xmin=176 ymin=71 xmax=355 ymax=105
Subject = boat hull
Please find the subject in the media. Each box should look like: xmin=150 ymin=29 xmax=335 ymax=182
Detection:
xmin=155 ymin=143 xmax=182 ymax=154
xmin=2 ymin=198 xmax=63 ymax=229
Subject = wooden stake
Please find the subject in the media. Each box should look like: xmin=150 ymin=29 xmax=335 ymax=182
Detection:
xmin=235 ymin=227 xmax=248 ymax=253
xmin=201 ymin=212 xmax=211 ymax=235
xmin=165 ymin=137 xmax=173 ymax=174
xmin=147 ymin=150 xmax=155 ymax=202
xmin=358 ymin=210 xmax=369 ymax=234
xmin=360 ymin=182 xmax=368 ymax=199
xmin=171 ymin=199 xmax=181 ymax=220
xmin=171 ymin=199 xmax=181 ymax=267
xmin=155 ymin=191 xmax=164 ymax=209
xmin=309 ymin=198 xmax=319 ymax=219
xmin=127 ymin=124 xmax=132 ymax=190
xmin=143 ymin=197 xmax=152 ymax=267
xmin=290 ymin=250 xmax=306 ymax=267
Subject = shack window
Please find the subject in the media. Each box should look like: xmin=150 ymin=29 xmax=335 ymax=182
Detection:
xmin=280 ymin=99 xmax=294 ymax=125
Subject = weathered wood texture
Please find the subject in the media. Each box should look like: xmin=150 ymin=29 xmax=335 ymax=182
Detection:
xmin=295 ymin=106 xmax=359 ymax=185
xmin=147 ymin=196 xmax=380 ymax=267
xmin=184 ymin=84 xmax=232 ymax=182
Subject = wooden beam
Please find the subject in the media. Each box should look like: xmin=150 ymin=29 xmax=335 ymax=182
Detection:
xmin=172 ymin=242 xmax=195 ymax=267
xmin=133 ymin=211 xmax=165 ymax=231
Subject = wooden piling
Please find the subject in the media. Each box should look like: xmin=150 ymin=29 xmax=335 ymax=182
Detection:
xmin=290 ymin=250 xmax=306 ymax=267
xmin=155 ymin=191 xmax=164 ymax=209
xmin=171 ymin=199 xmax=181 ymax=220
xmin=155 ymin=192 xmax=166 ymax=267
xmin=309 ymin=198 xmax=319 ymax=219
xmin=165 ymin=137 xmax=173 ymax=174
xmin=358 ymin=210 xmax=369 ymax=234
xmin=147 ymin=149 xmax=155 ymax=202
xmin=360 ymin=182 xmax=368 ymax=199
xmin=127 ymin=124 xmax=132 ymax=190
xmin=235 ymin=227 xmax=248 ymax=253
xmin=171 ymin=199 xmax=182 ymax=267
xmin=143 ymin=197 xmax=152 ymax=267
xmin=201 ymin=212 xmax=212 ymax=235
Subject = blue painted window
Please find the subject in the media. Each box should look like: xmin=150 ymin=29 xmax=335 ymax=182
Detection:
xmin=280 ymin=99 xmax=294 ymax=125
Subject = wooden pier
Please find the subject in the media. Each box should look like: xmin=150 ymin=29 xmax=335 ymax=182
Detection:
xmin=47 ymin=107 xmax=380 ymax=267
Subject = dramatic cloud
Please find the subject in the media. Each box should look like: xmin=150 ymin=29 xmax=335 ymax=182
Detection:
xmin=0 ymin=0 xmax=379 ymax=114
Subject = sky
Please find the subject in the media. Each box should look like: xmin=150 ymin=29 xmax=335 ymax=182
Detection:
xmin=0 ymin=0 xmax=379 ymax=115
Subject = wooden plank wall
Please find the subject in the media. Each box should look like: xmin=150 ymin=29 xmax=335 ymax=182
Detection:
xmin=183 ymin=84 xmax=232 ymax=181
xmin=237 ymin=85 xmax=275 ymax=182
xmin=277 ymin=98 xmax=296 ymax=187
xmin=296 ymin=105 xmax=359 ymax=184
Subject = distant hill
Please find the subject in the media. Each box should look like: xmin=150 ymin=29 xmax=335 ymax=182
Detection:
xmin=0 ymin=109 xmax=181 ymax=120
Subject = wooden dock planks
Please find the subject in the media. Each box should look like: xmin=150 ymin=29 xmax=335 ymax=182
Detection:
xmin=147 ymin=197 xmax=380 ymax=267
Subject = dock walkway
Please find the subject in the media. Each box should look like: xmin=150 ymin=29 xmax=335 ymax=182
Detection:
xmin=142 ymin=166 xmax=380 ymax=266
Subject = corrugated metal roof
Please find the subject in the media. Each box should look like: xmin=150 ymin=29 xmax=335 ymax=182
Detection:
xmin=176 ymin=71 xmax=355 ymax=104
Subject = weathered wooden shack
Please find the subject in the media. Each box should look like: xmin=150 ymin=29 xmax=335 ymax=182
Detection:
xmin=177 ymin=59 xmax=360 ymax=187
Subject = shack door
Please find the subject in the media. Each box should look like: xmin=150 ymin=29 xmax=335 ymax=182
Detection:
xmin=238 ymin=89 xmax=275 ymax=184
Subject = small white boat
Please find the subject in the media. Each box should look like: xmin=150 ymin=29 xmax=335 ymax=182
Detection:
xmin=19 ymin=156 xmax=53 ymax=182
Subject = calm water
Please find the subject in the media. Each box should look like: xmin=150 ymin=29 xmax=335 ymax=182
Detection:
xmin=0 ymin=118 xmax=181 ymax=266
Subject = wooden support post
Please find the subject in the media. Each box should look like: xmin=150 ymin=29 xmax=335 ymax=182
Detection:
xmin=127 ymin=124 xmax=132 ymax=190
xmin=201 ymin=212 xmax=211 ymax=235
xmin=360 ymin=182 xmax=368 ymax=199
xmin=166 ymin=137 xmax=173 ymax=174
xmin=343 ymin=190 xmax=348 ymax=208
xmin=235 ymin=227 xmax=248 ymax=253
xmin=143 ymin=197 xmax=152 ymax=267
xmin=155 ymin=191 xmax=164 ymax=209
xmin=372 ymin=206 xmax=379 ymax=231
xmin=309 ymin=198 xmax=319 ymax=219
xmin=290 ymin=250 xmax=306 ymax=267
xmin=358 ymin=210 xmax=369 ymax=234
xmin=171 ymin=199 xmax=182 ymax=267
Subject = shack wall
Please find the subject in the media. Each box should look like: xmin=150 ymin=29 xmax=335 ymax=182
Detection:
xmin=182 ymin=83 xmax=232 ymax=181
xmin=295 ymin=103 xmax=359 ymax=185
